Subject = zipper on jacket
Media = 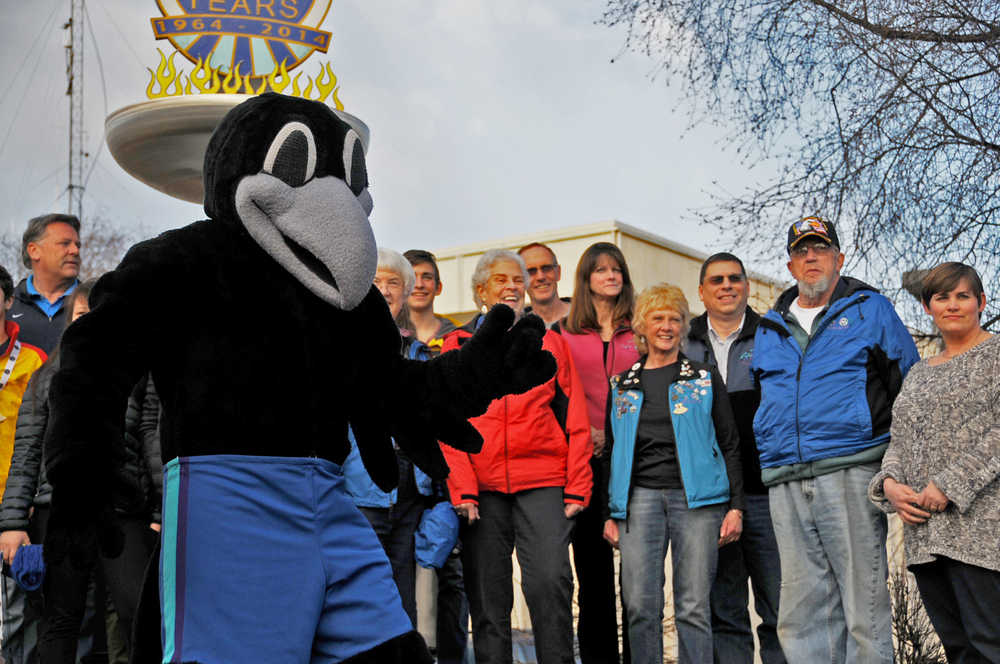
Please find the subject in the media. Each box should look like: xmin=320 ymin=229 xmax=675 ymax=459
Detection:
xmin=503 ymin=396 xmax=511 ymax=493
xmin=791 ymin=293 xmax=868 ymax=464
xmin=794 ymin=357 xmax=804 ymax=463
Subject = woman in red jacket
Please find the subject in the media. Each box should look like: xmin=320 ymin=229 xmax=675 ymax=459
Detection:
xmin=441 ymin=249 xmax=592 ymax=664
xmin=556 ymin=241 xmax=639 ymax=664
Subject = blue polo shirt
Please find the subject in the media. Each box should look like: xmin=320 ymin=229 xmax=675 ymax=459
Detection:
xmin=25 ymin=276 xmax=77 ymax=318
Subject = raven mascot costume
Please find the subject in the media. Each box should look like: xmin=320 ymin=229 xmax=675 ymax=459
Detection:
xmin=42 ymin=93 xmax=555 ymax=663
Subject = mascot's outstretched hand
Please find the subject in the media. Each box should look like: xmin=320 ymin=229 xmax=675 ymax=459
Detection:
xmin=393 ymin=304 xmax=555 ymax=478
xmin=461 ymin=305 xmax=555 ymax=399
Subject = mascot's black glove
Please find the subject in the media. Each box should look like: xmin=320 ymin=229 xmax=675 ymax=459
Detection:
xmin=436 ymin=305 xmax=556 ymax=454
xmin=44 ymin=460 xmax=124 ymax=571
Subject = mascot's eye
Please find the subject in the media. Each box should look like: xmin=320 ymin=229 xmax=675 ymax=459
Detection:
xmin=342 ymin=130 xmax=368 ymax=196
xmin=263 ymin=122 xmax=317 ymax=187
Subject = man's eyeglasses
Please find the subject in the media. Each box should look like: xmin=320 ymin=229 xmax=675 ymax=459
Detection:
xmin=526 ymin=264 xmax=558 ymax=277
xmin=790 ymin=243 xmax=835 ymax=258
xmin=706 ymin=274 xmax=745 ymax=285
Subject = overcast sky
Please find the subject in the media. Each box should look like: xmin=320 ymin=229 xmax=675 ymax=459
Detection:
xmin=0 ymin=1 xmax=770 ymax=262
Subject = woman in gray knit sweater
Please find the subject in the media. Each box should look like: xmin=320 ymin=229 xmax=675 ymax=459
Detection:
xmin=869 ymin=262 xmax=999 ymax=663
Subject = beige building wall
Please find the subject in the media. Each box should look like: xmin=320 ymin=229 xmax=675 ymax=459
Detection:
xmin=429 ymin=220 xmax=784 ymax=322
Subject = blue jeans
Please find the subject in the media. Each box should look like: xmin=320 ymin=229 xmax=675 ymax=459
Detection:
xmin=768 ymin=465 xmax=893 ymax=664
xmin=710 ymin=492 xmax=785 ymax=664
xmin=618 ymin=487 xmax=724 ymax=664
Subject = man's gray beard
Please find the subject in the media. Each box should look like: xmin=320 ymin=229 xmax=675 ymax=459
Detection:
xmin=798 ymin=275 xmax=832 ymax=300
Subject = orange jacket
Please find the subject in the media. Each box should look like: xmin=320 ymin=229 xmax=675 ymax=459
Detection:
xmin=441 ymin=319 xmax=592 ymax=507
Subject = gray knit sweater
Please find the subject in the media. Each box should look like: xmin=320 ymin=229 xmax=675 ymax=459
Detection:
xmin=869 ymin=334 xmax=1000 ymax=572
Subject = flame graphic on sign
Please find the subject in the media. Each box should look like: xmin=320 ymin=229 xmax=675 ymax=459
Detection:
xmin=145 ymin=49 xmax=344 ymax=109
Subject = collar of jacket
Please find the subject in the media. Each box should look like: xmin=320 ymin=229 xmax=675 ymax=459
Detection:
xmin=687 ymin=307 xmax=760 ymax=345
xmin=761 ymin=279 xmax=874 ymax=338
xmin=773 ymin=275 xmax=878 ymax=316
xmin=615 ymin=353 xmax=696 ymax=392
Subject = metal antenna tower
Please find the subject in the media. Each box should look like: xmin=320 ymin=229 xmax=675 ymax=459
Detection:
xmin=64 ymin=0 xmax=85 ymax=220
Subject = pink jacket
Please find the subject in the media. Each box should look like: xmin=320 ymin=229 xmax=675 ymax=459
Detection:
xmin=557 ymin=324 xmax=639 ymax=431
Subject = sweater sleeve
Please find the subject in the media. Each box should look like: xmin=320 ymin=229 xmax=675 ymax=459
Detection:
xmin=552 ymin=334 xmax=592 ymax=506
xmin=711 ymin=367 xmax=745 ymax=511
xmin=869 ymin=408 xmax=910 ymax=513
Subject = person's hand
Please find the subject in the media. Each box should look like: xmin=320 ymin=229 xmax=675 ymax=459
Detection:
xmin=916 ymin=480 xmax=950 ymax=514
xmin=883 ymin=477 xmax=931 ymax=525
xmin=718 ymin=509 xmax=743 ymax=547
xmin=0 ymin=530 xmax=30 ymax=564
xmin=149 ymin=523 xmax=161 ymax=533
xmin=564 ymin=504 xmax=584 ymax=519
xmin=455 ymin=502 xmax=479 ymax=524
xmin=603 ymin=519 xmax=619 ymax=548
xmin=590 ymin=427 xmax=606 ymax=457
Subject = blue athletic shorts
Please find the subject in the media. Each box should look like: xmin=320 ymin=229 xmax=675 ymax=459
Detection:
xmin=159 ymin=454 xmax=412 ymax=663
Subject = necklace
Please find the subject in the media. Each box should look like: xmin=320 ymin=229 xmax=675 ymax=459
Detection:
xmin=940 ymin=329 xmax=991 ymax=360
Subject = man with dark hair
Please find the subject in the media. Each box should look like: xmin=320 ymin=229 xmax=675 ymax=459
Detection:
xmin=686 ymin=252 xmax=785 ymax=664
xmin=10 ymin=214 xmax=82 ymax=353
xmin=403 ymin=250 xmax=457 ymax=354
xmin=518 ymin=243 xmax=570 ymax=328
xmin=752 ymin=217 xmax=919 ymax=663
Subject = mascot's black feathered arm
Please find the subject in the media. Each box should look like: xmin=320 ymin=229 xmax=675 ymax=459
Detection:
xmin=43 ymin=240 xmax=170 ymax=568
xmin=381 ymin=305 xmax=556 ymax=481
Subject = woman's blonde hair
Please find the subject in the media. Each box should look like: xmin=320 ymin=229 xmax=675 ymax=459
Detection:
xmin=632 ymin=283 xmax=690 ymax=354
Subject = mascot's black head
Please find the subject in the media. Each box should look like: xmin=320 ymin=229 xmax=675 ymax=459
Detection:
xmin=204 ymin=93 xmax=375 ymax=310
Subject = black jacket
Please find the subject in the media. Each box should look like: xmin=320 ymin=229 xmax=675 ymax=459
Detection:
xmin=9 ymin=278 xmax=75 ymax=354
xmin=686 ymin=307 xmax=766 ymax=495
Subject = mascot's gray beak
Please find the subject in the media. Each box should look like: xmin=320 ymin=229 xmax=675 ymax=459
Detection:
xmin=234 ymin=122 xmax=376 ymax=310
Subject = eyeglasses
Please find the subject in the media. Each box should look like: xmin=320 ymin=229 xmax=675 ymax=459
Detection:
xmin=790 ymin=243 xmax=835 ymax=258
xmin=526 ymin=264 xmax=557 ymax=277
xmin=706 ymin=274 xmax=745 ymax=285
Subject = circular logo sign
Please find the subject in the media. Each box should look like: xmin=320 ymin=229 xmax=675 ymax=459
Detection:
xmin=152 ymin=0 xmax=333 ymax=80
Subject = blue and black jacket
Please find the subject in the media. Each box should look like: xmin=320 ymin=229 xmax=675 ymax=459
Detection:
xmin=602 ymin=355 xmax=744 ymax=521
xmin=686 ymin=307 xmax=767 ymax=495
xmin=752 ymin=276 xmax=919 ymax=483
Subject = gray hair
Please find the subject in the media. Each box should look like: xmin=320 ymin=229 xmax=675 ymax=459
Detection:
xmin=471 ymin=249 xmax=528 ymax=309
xmin=22 ymin=214 xmax=81 ymax=269
xmin=376 ymin=247 xmax=416 ymax=297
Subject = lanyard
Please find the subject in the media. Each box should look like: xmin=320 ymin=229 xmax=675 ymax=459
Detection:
xmin=0 ymin=341 xmax=21 ymax=393
xmin=0 ymin=341 xmax=21 ymax=423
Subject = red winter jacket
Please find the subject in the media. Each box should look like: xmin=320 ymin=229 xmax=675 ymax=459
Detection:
xmin=440 ymin=318 xmax=593 ymax=507
xmin=556 ymin=324 xmax=639 ymax=432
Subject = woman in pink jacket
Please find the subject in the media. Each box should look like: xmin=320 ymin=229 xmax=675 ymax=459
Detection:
xmin=556 ymin=242 xmax=639 ymax=664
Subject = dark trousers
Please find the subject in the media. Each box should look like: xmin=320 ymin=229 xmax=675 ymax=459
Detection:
xmin=462 ymin=487 xmax=574 ymax=664
xmin=710 ymin=492 xmax=785 ymax=664
xmin=570 ymin=477 xmax=620 ymax=664
xmin=912 ymin=557 xmax=1000 ymax=664
xmin=39 ymin=514 xmax=156 ymax=664
xmin=359 ymin=458 xmax=427 ymax=626
xmin=435 ymin=549 xmax=470 ymax=664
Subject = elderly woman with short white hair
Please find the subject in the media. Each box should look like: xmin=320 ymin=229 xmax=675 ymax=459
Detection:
xmin=374 ymin=247 xmax=417 ymax=337
xmin=440 ymin=249 xmax=593 ymax=664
